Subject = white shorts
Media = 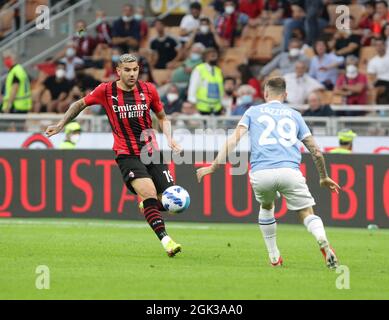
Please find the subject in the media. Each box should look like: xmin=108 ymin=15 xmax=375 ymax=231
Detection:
xmin=249 ymin=168 xmax=316 ymax=211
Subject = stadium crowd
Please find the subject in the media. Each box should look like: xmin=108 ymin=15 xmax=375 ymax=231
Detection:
xmin=1 ymin=0 xmax=389 ymax=125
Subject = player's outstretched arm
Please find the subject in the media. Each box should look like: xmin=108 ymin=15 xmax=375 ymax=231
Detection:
xmin=45 ymin=98 xmax=87 ymax=137
xmin=302 ymin=135 xmax=341 ymax=194
xmin=155 ymin=110 xmax=182 ymax=153
xmin=197 ymin=125 xmax=247 ymax=183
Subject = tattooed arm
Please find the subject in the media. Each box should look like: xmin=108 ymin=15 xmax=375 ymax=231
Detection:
xmin=45 ymin=98 xmax=87 ymax=137
xmin=302 ymin=135 xmax=341 ymax=193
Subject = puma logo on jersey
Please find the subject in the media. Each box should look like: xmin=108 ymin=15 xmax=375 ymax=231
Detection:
xmin=112 ymin=95 xmax=118 ymax=101
xmin=140 ymin=93 xmax=145 ymax=101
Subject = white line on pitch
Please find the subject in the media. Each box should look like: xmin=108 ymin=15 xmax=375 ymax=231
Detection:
xmin=0 ymin=219 xmax=211 ymax=230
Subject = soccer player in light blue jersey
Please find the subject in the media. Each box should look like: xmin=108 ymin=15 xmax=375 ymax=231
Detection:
xmin=197 ymin=77 xmax=340 ymax=268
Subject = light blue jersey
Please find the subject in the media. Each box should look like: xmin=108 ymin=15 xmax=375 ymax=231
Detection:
xmin=239 ymin=100 xmax=311 ymax=172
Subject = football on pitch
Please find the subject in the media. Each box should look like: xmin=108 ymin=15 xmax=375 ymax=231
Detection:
xmin=162 ymin=185 xmax=190 ymax=214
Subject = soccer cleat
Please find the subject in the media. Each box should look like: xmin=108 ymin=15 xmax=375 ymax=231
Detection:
xmin=318 ymin=240 xmax=339 ymax=269
xmin=270 ymin=256 xmax=283 ymax=267
xmin=163 ymin=239 xmax=182 ymax=257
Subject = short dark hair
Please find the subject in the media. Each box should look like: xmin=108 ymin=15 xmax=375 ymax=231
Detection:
xmin=265 ymin=77 xmax=286 ymax=95
xmin=190 ymin=2 xmax=202 ymax=10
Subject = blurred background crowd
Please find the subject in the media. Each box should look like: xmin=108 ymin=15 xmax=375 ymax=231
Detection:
xmin=1 ymin=0 xmax=389 ymax=132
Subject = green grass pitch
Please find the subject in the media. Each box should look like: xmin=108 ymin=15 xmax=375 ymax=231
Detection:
xmin=0 ymin=218 xmax=388 ymax=300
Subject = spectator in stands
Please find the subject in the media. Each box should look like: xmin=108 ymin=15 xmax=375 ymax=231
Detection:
xmin=238 ymin=63 xmax=262 ymax=99
xmin=367 ymin=37 xmax=389 ymax=105
xmin=73 ymin=20 xmax=97 ymax=59
xmin=358 ymin=1 xmax=375 ymax=46
xmin=177 ymin=100 xmax=202 ymax=129
xmin=35 ymin=63 xmax=75 ymax=113
xmin=284 ymin=60 xmax=324 ymax=105
xmin=150 ymin=19 xmax=182 ymax=69
xmin=215 ymin=0 xmax=249 ymax=47
xmin=381 ymin=23 xmax=389 ymax=51
xmin=260 ymin=38 xmax=310 ymax=77
xmin=134 ymin=6 xmax=148 ymax=40
xmin=212 ymin=0 xmax=225 ymax=14
xmin=187 ymin=17 xmax=222 ymax=51
xmin=309 ymin=39 xmax=344 ymax=90
xmin=102 ymin=47 xmax=122 ymax=82
xmin=0 ymin=50 xmax=32 ymax=113
xmin=95 ymin=10 xmax=112 ymax=45
xmin=188 ymin=47 xmax=224 ymax=115
xmin=372 ymin=0 xmax=389 ymax=36
xmin=59 ymin=122 xmax=82 ymax=150
xmin=329 ymin=16 xmax=361 ymax=58
xmin=261 ymin=0 xmax=291 ymax=25
xmin=239 ymin=0 xmax=264 ymax=28
xmin=302 ymin=92 xmax=334 ymax=117
xmin=171 ymin=42 xmax=205 ymax=87
xmin=222 ymin=76 xmax=238 ymax=115
xmin=282 ymin=1 xmax=328 ymax=51
xmin=161 ymin=84 xmax=184 ymax=116
xmin=179 ymin=2 xmax=202 ymax=43
xmin=112 ymin=4 xmax=141 ymax=53
xmin=335 ymin=55 xmax=368 ymax=114
xmin=59 ymin=44 xmax=84 ymax=81
xmin=232 ymin=84 xmax=257 ymax=115
xmin=329 ymin=129 xmax=357 ymax=154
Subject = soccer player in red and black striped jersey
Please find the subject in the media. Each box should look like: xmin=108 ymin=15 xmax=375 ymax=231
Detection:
xmin=45 ymin=54 xmax=183 ymax=257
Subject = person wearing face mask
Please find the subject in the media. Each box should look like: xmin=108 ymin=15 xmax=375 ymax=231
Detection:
xmin=59 ymin=45 xmax=84 ymax=81
xmin=1 ymin=50 xmax=32 ymax=114
xmin=260 ymin=38 xmax=310 ymax=77
xmin=73 ymin=20 xmax=97 ymax=59
xmin=187 ymin=17 xmax=222 ymax=51
xmin=188 ymin=47 xmax=224 ymax=115
xmin=161 ymin=84 xmax=184 ymax=116
xmin=171 ymin=42 xmax=205 ymax=86
xmin=103 ymin=47 xmax=122 ymax=82
xmin=335 ymin=57 xmax=368 ymax=116
xmin=215 ymin=0 xmax=249 ymax=47
xmin=35 ymin=63 xmax=75 ymax=113
xmin=59 ymin=122 xmax=82 ymax=150
xmin=112 ymin=4 xmax=141 ymax=53
xmin=134 ymin=6 xmax=148 ymax=40
xmin=95 ymin=10 xmax=112 ymax=45
xmin=231 ymin=85 xmax=257 ymax=116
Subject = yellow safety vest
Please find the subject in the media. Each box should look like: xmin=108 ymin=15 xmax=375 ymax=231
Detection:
xmin=330 ymin=148 xmax=352 ymax=154
xmin=195 ymin=63 xmax=224 ymax=114
xmin=59 ymin=141 xmax=76 ymax=150
xmin=3 ymin=64 xmax=32 ymax=112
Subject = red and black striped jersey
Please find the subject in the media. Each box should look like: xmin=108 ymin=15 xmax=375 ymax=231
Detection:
xmin=84 ymin=80 xmax=163 ymax=156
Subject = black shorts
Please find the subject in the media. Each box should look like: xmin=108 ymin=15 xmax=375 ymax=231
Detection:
xmin=115 ymin=154 xmax=174 ymax=195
